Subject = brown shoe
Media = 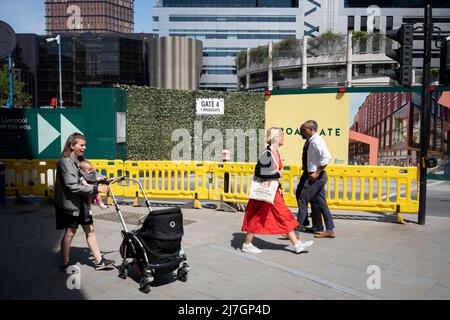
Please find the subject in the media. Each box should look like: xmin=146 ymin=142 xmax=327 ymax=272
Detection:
xmin=314 ymin=231 xmax=336 ymax=239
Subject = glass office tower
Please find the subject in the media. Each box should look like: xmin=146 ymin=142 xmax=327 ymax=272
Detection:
xmin=153 ymin=0 xmax=302 ymax=91
xmin=45 ymin=0 xmax=134 ymax=34
xmin=5 ymin=33 xmax=148 ymax=107
xmin=153 ymin=0 xmax=450 ymax=91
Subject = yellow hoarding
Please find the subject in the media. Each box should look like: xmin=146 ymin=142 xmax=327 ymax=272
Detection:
xmin=265 ymin=93 xmax=349 ymax=166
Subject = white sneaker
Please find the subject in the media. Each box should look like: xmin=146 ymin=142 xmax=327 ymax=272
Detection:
xmin=242 ymin=243 xmax=262 ymax=254
xmin=294 ymin=240 xmax=314 ymax=253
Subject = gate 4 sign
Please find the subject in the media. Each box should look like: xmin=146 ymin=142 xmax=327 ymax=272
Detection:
xmin=196 ymin=98 xmax=224 ymax=115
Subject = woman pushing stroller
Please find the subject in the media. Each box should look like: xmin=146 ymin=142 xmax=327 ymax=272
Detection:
xmin=55 ymin=133 xmax=115 ymax=272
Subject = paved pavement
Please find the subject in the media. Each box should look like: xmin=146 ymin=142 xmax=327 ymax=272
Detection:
xmin=1 ymin=180 xmax=450 ymax=300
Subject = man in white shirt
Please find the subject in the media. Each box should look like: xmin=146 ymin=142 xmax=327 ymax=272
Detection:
xmin=296 ymin=120 xmax=336 ymax=239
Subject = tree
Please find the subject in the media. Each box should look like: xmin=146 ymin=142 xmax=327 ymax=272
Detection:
xmin=236 ymin=51 xmax=247 ymax=69
xmin=0 ymin=64 xmax=32 ymax=108
xmin=308 ymin=31 xmax=346 ymax=56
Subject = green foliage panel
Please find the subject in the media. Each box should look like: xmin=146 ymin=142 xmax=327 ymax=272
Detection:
xmin=118 ymin=86 xmax=265 ymax=161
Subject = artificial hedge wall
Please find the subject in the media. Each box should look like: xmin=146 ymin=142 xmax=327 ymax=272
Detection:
xmin=117 ymin=86 xmax=265 ymax=161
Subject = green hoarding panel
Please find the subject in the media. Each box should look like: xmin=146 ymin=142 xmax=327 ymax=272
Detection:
xmin=0 ymin=88 xmax=127 ymax=160
xmin=0 ymin=108 xmax=85 ymax=159
xmin=82 ymin=88 xmax=127 ymax=160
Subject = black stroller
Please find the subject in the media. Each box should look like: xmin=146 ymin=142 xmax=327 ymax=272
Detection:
xmin=108 ymin=177 xmax=190 ymax=293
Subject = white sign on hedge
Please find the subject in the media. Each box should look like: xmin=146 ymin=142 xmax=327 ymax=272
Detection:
xmin=196 ymin=98 xmax=224 ymax=115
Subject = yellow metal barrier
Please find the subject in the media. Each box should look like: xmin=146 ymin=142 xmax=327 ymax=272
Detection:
xmin=1 ymin=159 xmax=33 ymax=196
xmin=29 ymin=160 xmax=58 ymax=196
xmin=279 ymin=164 xmax=301 ymax=208
xmin=123 ymin=161 xmax=210 ymax=201
xmin=89 ymin=159 xmax=125 ymax=197
xmin=209 ymin=163 xmax=419 ymax=214
xmin=326 ymin=166 xmax=418 ymax=213
xmin=209 ymin=162 xmax=255 ymax=203
xmin=209 ymin=162 xmax=301 ymax=207
xmin=2 ymin=159 xmax=419 ymax=214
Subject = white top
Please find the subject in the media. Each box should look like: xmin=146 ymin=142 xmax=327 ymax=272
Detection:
xmin=307 ymin=133 xmax=332 ymax=173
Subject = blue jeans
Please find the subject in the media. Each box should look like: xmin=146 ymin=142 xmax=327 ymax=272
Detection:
xmin=297 ymin=172 xmax=334 ymax=232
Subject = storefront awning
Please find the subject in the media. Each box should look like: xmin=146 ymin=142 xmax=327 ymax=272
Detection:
xmin=438 ymin=91 xmax=450 ymax=109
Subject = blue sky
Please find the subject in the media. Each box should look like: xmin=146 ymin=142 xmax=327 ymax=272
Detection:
xmin=0 ymin=0 xmax=155 ymax=34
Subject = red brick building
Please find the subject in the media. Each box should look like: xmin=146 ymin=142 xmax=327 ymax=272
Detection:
xmin=350 ymin=91 xmax=450 ymax=166
xmin=45 ymin=0 xmax=134 ymax=34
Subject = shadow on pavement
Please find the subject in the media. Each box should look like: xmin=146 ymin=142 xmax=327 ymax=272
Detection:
xmin=332 ymin=212 xmax=418 ymax=224
xmin=0 ymin=203 xmax=87 ymax=300
xmin=230 ymin=232 xmax=292 ymax=253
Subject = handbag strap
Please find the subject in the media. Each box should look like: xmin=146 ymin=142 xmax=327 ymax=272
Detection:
xmin=260 ymin=149 xmax=279 ymax=172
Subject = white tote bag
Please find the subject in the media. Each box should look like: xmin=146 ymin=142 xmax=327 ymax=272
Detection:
xmin=248 ymin=151 xmax=280 ymax=204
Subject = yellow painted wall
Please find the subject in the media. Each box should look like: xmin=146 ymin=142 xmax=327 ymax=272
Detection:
xmin=265 ymin=93 xmax=349 ymax=166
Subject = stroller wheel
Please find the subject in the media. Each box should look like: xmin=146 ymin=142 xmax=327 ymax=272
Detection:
xmin=139 ymin=284 xmax=151 ymax=294
xmin=118 ymin=268 xmax=128 ymax=279
xmin=139 ymin=277 xmax=153 ymax=294
xmin=177 ymin=268 xmax=188 ymax=283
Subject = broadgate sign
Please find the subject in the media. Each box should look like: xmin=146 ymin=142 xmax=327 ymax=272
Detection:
xmin=266 ymin=92 xmax=350 ymax=165
xmin=281 ymin=127 xmax=342 ymax=137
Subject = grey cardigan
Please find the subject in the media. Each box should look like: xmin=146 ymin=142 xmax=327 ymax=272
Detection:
xmin=54 ymin=155 xmax=97 ymax=216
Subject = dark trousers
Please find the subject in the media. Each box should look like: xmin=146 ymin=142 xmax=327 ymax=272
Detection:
xmin=295 ymin=173 xmax=321 ymax=229
xmin=296 ymin=172 xmax=335 ymax=231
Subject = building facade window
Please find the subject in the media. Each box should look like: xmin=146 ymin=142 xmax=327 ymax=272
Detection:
xmin=392 ymin=106 xmax=408 ymax=146
xmin=348 ymin=16 xmax=355 ymax=31
xmin=169 ymin=15 xmax=296 ymax=22
xmin=360 ymin=16 xmax=367 ymax=32
xmin=162 ymin=0 xmax=299 ymax=8
xmin=344 ymin=0 xmax=449 ymax=8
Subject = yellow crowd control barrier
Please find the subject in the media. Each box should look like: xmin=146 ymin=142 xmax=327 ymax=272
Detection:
xmin=209 ymin=162 xmax=255 ymax=203
xmin=2 ymin=159 xmax=419 ymax=214
xmin=279 ymin=164 xmax=301 ymax=208
xmin=29 ymin=160 xmax=58 ymax=196
xmin=208 ymin=163 xmax=418 ymax=213
xmin=89 ymin=159 xmax=124 ymax=199
xmin=1 ymin=159 xmax=33 ymax=196
xmin=122 ymin=161 xmax=211 ymax=201
xmin=325 ymin=166 xmax=418 ymax=213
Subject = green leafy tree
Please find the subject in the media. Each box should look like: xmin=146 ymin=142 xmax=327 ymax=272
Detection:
xmin=0 ymin=64 xmax=32 ymax=108
xmin=236 ymin=51 xmax=247 ymax=69
xmin=308 ymin=31 xmax=346 ymax=56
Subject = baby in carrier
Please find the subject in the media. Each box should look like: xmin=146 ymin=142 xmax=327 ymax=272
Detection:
xmin=79 ymin=160 xmax=109 ymax=210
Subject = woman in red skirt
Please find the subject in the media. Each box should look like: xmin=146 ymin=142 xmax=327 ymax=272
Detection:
xmin=241 ymin=128 xmax=314 ymax=254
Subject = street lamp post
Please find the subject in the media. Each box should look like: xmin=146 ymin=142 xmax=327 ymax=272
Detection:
xmin=46 ymin=35 xmax=63 ymax=108
xmin=418 ymin=0 xmax=433 ymax=225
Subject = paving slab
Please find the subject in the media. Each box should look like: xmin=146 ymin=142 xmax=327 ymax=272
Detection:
xmin=2 ymin=189 xmax=450 ymax=300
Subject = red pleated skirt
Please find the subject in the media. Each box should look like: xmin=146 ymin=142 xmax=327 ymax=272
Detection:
xmin=241 ymin=190 xmax=299 ymax=235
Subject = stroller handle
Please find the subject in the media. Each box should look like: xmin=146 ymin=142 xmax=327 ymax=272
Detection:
xmin=107 ymin=176 xmax=127 ymax=185
xmin=107 ymin=176 xmax=152 ymax=210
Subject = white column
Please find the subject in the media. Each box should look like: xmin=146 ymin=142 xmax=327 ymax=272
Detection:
xmin=268 ymin=41 xmax=273 ymax=91
xmin=246 ymin=48 xmax=250 ymax=90
xmin=302 ymin=36 xmax=308 ymax=89
xmin=346 ymin=31 xmax=353 ymax=87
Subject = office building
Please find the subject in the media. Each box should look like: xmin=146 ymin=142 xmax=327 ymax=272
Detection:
xmin=153 ymin=0 xmax=450 ymax=90
xmin=3 ymin=32 xmax=203 ymax=107
xmin=350 ymin=91 xmax=450 ymax=165
xmin=7 ymin=33 xmax=149 ymax=107
xmin=153 ymin=0 xmax=302 ymax=91
xmin=45 ymin=0 xmax=134 ymax=34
